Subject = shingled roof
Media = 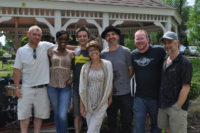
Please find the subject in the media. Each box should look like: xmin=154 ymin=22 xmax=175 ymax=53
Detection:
xmin=44 ymin=0 xmax=174 ymax=9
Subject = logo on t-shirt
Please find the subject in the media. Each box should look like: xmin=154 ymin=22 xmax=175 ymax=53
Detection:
xmin=134 ymin=57 xmax=154 ymax=67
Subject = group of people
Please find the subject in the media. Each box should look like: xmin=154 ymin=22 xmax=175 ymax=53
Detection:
xmin=13 ymin=24 xmax=192 ymax=133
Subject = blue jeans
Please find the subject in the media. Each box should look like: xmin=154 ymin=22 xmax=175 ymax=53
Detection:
xmin=133 ymin=97 xmax=161 ymax=133
xmin=47 ymin=86 xmax=71 ymax=133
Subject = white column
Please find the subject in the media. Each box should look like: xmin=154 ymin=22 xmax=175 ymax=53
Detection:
xmin=54 ymin=10 xmax=62 ymax=37
xmin=102 ymin=13 xmax=109 ymax=49
xmin=36 ymin=10 xmax=62 ymax=41
xmin=35 ymin=17 xmax=55 ymax=37
xmin=165 ymin=16 xmax=172 ymax=32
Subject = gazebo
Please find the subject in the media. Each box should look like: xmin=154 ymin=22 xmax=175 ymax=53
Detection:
xmin=0 ymin=0 xmax=181 ymax=49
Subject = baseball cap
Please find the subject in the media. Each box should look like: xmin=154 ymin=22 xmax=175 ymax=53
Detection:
xmin=160 ymin=31 xmax=178 ymax=43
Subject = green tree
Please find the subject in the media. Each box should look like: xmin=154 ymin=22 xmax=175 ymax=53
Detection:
xmin=159 ymin=0 xmax=191 ymax=46
xmin=20 ymin=36 xmax=29 ymax=47
xmin=3 ymin=37 xmax=15 ymax=52
xmin=187 ymin=0 xmax=200 ymax=46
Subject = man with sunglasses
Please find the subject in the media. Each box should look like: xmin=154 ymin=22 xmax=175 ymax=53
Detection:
xmin=13 ymin=25 xmax=56 ymax=133
xmin=158 ymin=31 xmax=192 ymax=133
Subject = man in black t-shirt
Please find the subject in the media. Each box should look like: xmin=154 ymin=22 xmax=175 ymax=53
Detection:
xmin=158 ymin=31 xmax=192 ymax=133
xmin=73 ymin=26 xmax=90 ymax=133
xmin=132 ymin=30 xmax=165 ymax=133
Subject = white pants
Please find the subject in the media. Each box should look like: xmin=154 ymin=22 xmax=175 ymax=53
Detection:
xmin=86 ymin=104 xmax=108 ymax=133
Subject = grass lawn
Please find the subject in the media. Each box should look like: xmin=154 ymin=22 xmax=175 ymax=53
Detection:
xmin=0 ymin=60 xmax=14 ymax=77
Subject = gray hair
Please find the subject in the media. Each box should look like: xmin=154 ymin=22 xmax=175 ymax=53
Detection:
xmin=28 ymin=25 xmax=42 ymax=34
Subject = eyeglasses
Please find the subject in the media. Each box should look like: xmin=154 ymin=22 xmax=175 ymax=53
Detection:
xmin=58 ymin=37 xmax=68 ymax=42
xmin=88 ymin=48 xmax=98 ymax=53
xmin=33 ymin=49 xmax=36 ymax=59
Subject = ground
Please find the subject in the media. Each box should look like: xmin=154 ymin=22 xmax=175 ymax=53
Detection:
xmin=188 ymin=96 xmax=200 ymax=133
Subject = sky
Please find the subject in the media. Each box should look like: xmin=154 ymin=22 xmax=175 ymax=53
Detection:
xmin=187 ymin=0 xmax=195 ymax=5
xmin=0 ymin=0 xmax=196 ymax=46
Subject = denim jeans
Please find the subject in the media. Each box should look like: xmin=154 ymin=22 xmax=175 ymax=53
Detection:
xmin=107 ymin=93 xmax=133 ymax=133
xmin=47 ymin=86 xmax=71 ymax=133
xmin=133 ymin=97 xmax=161 ymax=133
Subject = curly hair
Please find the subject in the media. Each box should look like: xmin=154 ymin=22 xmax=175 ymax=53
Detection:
xmin=86 ymin=40 xmax=102 ymax=54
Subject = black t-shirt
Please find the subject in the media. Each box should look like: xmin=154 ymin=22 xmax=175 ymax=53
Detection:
xmin=132 ymin=45 xmax=166 ymax=100
xmin=73 ymin=48 xmax=90 ymax=90
xmin=160 ymin=53 xmax=193 ymax=110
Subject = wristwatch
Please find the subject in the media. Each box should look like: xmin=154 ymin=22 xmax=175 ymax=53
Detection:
xmin=16 ymin=86 xmax=20 ymax=89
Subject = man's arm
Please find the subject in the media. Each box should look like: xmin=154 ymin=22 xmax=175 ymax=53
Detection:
xmin=13 ymin=68 xmax=22 ymax=98
xmin=177 ymin=84 xmax=190 ymax=108
xmin=66 ymin=45 xmax=78 ymax=51
xmin=129 ymin=66 xmax=134 ymax=78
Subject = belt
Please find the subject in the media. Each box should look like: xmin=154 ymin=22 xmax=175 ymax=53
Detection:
xmin=32 ymin=84 xmax=47 ymax=88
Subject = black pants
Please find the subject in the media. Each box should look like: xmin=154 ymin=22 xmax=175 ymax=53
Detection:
xmin=107 ymin=93 xmax=133 ymax=133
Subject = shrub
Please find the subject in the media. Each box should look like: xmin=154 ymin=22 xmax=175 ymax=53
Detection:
xmin=189 ymin=82 xmax=200 ymax=100
xmin=189 ymin=58 xmax=200 ymax=99
xmin=0 ymin=49 xmax=6 ymax=56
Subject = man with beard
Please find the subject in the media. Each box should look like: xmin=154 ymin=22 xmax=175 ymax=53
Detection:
xmin=132 ymin=30 xmax=165 ymax=133
xmin=101 ymin=26 xmax=134 ymax=133
xmin=158 ymin=31 xmax=192 ymax=133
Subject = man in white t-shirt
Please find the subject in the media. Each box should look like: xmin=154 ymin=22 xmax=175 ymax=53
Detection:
xmin=13 ymin=25 xmax=55 ymax=133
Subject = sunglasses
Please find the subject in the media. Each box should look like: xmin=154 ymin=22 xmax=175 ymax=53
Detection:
xmin=33 ymin=49 xmax=36 ymax=59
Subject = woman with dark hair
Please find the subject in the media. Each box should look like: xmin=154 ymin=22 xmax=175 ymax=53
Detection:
xmin=79 ymin=40 xmax=113 ymax=133
xmin=47 ymin=30 xmax=74 ymax=133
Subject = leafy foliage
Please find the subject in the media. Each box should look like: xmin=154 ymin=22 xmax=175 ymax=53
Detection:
xmin=3 ymin=37 xmax=15 ymax=51
xmin=187 ymin=0 xmax=200 ymax=46
xmin=20 ymin=36 xmax=29 ymax=47
xmin=124 ymin=34 xmax=136 ymax=51
xmin=159 ymin=0 xmax=191 ymax=46
xmin=189 ymin=58 xmax=200 ymax=99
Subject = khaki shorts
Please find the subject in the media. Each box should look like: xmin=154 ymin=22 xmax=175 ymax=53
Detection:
xmin=17 ymin=86 xmax=50 ymax=120
xmin=158 ymin=103 xmax=187 ymax=133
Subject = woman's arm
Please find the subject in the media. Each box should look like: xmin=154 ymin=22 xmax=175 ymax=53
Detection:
xmin=108 ymin=90 xmax=113 ymax=107
xmin=80 ymin=99 xmax=87 ymax=118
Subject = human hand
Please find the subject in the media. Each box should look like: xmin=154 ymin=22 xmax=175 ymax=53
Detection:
xmin=66 ymin=79 xmax=72 ymax=86
xmin=108 ymin=97 xmax=112 ymax=107
xmin=80 ymin=105 xmax=87 ymax=118
xmin=16 ymin=87 xmax=22 ymax=98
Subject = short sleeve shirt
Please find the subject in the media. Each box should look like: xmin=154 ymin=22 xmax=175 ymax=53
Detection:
xmin=160 ymin=53 xmax=192 ymax=110
xmin=48 ymin=46 xmax=74 ymax=88
xmin=132 ymin=45 xmax=166 ymax=99
xmin=14 ymin=41 xmax=55 ymax=87
xmin=101 ymin=45 xmax=132 ymax=96
xmin=73 ymin=48 xmax=90 ymax=90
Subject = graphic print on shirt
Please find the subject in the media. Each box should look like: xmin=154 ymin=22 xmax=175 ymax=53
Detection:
xmin=75 ymin=54 xmax=90 ymax=65
xmin=134 ymin=57 xmax=154 ymax=67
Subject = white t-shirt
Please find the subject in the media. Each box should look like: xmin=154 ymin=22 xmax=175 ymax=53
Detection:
xmin=14 ymin=41 xmax=55 ymax=87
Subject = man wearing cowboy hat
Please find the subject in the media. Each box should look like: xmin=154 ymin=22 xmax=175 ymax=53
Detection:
xmin=101 ymin=26 xmax=134 ymax=133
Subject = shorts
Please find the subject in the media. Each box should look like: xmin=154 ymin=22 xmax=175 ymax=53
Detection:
xmin=17 ymin=86 xmax=50 ymax=120
xmin=73 ymin=88 xmax=81 ymax=117
xmin=158 ymin=103 xmax=187 ymax=133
